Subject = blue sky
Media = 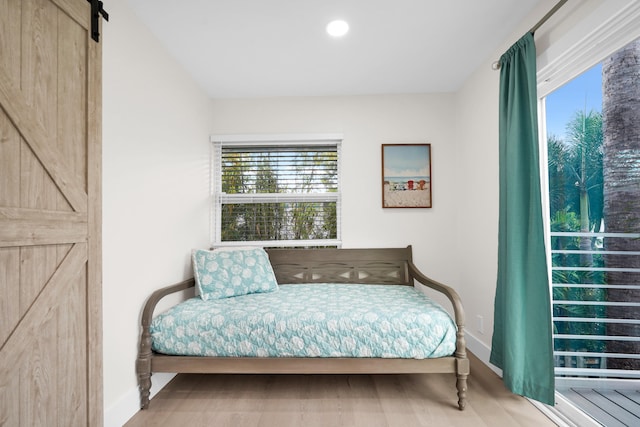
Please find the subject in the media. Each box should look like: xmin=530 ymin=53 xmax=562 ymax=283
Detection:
xmin=544 ymin=63 xmax=602 ymax=141
xmin=383 ymin=145 xmax=430 ymax=178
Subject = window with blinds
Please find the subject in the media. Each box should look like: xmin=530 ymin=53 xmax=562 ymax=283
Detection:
xmin=211 ymin=134 xmax=342 ymax=247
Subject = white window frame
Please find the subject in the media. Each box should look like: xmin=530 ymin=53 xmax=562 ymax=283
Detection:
xmin=210 ymin=133 xmax=343 ymax=248
xmin=537 ymin=1 xmax=640 ymax=98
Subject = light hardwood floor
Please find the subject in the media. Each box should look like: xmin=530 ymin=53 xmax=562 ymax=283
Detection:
xmin=125 ymin=353 xmax=557 ymax=427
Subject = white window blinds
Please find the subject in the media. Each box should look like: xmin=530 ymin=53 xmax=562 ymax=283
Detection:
xmin=211 ymin=134 xmax=342 ymax=247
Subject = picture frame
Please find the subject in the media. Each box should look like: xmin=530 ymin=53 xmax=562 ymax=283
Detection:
xmin=382 ymin=143 xmax=432 ymax=208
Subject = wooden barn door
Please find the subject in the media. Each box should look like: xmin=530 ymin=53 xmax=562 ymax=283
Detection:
xmin=0 ymin=0 xmax=102 ymax=425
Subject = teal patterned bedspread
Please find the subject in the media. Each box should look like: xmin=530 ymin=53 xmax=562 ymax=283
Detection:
xmin=150 ymin=284 xmax=457 ymax=359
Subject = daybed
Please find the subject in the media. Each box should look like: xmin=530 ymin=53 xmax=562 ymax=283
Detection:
xmin=136 ymin=246 xmax=469 ymax=410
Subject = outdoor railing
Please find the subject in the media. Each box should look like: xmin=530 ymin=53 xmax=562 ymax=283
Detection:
xmin=550 ymin=232 xmax=640 ymax=379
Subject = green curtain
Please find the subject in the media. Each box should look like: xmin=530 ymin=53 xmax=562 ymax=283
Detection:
xmin=490 ymin=32 xmax=555 ymax=405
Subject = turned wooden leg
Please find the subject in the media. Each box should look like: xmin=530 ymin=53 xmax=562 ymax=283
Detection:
xmin=455 ymin=355 xmax=470 ymax=410
xmin=456 ymin=374 xmax=468 ymax=410
xmin=138 ymin=371 xmax=152 ymax=409
xmin=137 ymin=328 xmax=153 ymax=409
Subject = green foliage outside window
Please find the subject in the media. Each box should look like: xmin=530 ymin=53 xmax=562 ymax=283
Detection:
xmin=548 ymin=111 xmax=606 ymax=359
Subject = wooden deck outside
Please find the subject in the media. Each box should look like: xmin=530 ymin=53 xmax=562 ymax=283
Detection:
xmin=557 ymin=385 xmax=640 ymax=427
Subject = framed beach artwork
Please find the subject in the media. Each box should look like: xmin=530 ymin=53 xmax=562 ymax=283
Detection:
xmin=382 ymin=143 xmax=432 ymax=208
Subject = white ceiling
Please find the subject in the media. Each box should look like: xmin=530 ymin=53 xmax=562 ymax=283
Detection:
xmin=125 ymin=0 xmax=541 ymax=98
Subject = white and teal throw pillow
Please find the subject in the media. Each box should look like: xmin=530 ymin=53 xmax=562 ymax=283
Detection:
xmin=192 ymin=247 xmax=278 ymax=301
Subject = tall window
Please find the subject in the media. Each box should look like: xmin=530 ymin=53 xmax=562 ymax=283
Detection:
xmin=211 ymin=134 xmax=342 ymax=248
xmin=542 ymin=38 xmax=640 ymax=378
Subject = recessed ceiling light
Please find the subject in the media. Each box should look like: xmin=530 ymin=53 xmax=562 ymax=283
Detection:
xmin=326 ymin=20 xmax=349 ymax=37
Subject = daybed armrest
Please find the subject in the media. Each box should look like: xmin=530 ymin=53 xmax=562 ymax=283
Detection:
xmin=140 ymin=278 xmax=195 ymax=329
xmin=407 ymin=261 xmax=467 ymax=359
xmin=137 ymin=278 xmax=195 ymax=409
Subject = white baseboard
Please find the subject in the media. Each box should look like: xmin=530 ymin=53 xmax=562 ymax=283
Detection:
xmin=464 ymin=330 xmax=503 ymax=376
xmin=104 ymin=373 xmax=176 ymax=427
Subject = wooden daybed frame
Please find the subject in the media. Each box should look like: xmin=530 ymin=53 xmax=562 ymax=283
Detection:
xmin=136 ymin=246 xmax=469 ymax=410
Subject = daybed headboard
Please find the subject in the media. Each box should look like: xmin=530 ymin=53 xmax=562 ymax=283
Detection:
xmin=265 ymin=246 xmax=414 ymax=285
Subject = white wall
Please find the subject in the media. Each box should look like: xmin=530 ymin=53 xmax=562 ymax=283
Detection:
xmin=453 ymin=63 xmax=501 ymax=355
xmin=210 ymin=95 xmax=460 ymax=290
xmin=102 ymin=0 xmax=213 ymax=424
